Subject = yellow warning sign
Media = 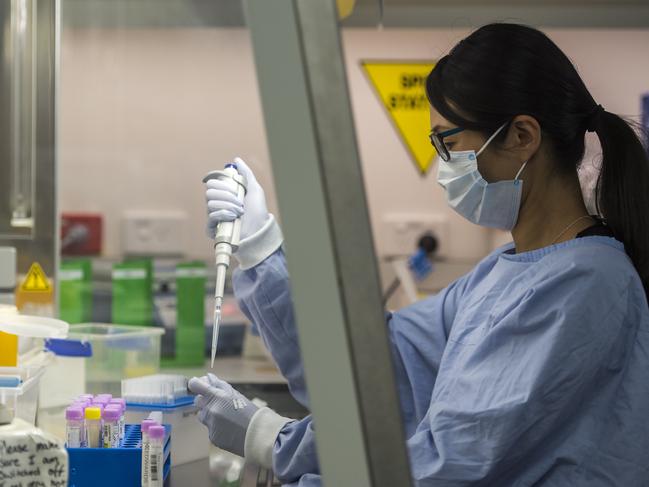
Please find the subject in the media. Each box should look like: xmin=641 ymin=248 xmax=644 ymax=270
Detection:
xmin=361 ymin=61 xmax=436 ymax=175
xmin=20 ymin=262 xmax=51 ymax=292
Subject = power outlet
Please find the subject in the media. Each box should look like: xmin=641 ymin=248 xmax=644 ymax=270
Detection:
xmin=380 ymin=213 xmax=449 ymax=258
xmin=122 ymin=211 xmax=187 ymax=257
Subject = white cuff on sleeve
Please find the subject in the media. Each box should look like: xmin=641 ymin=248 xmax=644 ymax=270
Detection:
xmin=235 ymin=214 xmax=284 ymax=270
xmin=244 ymin=407 xmax=292 ymax=469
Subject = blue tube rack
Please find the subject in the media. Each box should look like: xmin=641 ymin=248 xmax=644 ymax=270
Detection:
xmin=67 ymin=424 xmax=171 ymax=487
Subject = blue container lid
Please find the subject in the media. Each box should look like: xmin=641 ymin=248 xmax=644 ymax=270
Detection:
xmin=125 ymin=396 xmax=194 ymax=410
xmin=45 ymin=339 xmax=93 ymax=357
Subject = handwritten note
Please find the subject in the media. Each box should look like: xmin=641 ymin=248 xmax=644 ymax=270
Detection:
xmin=0 ymin=420 xmax=68 ymax=487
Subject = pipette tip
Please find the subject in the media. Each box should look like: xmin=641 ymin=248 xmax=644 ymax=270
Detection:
xmin=210 ymin=306 xmax=221 ymax=369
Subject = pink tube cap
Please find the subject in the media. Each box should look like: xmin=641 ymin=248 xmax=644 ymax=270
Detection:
xmin=148 ymin=425 xmax=165 ymax=440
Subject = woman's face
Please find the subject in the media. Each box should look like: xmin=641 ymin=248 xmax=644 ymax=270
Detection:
xmin=429 ymin=105 xmax=525 ymax=184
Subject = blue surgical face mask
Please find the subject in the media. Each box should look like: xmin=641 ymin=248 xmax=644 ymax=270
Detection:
xmin=436 ymin=123 xmax=528 ymax=231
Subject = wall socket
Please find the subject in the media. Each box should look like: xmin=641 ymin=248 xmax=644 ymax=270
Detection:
xmin=121 ymin=210 xmax=187 ymax=257
xmin=380 ymin=213 xmax=449 ymax=258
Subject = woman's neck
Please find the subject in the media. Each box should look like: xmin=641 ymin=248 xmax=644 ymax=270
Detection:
xmin=512 ymin=171 xmax=593 ymax=253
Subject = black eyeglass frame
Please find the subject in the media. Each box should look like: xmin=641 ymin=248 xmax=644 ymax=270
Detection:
xmin=429 ymin=127 xmax=465 ymax=162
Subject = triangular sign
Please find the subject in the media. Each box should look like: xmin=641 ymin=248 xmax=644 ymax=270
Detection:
xmin=362 ymin=61 xmax=436 ymax=175
xmin=20 ymin=262 xmax=51 ymax=292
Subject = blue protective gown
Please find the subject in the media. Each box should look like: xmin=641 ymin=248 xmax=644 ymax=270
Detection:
xmin=233 ymin=236 xmax=649 ymax=486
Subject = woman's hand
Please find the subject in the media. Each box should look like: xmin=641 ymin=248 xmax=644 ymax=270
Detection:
xmin=205 ymin=157 xmax=270 ymax=242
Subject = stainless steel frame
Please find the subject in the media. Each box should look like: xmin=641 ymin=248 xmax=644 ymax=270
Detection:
xmin=59 ymin=0 xmax=649 ymax=29
xmin=0 ymin=0 xmax=59 ymax=280
xmin=343 ymin=0 xmax=649 ymax=28
xmin=246 ymin=0 xmax=412 ymax=485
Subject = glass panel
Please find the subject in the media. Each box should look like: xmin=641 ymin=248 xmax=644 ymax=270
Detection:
xmin=57 ymin=2 xmax=295 ymax=483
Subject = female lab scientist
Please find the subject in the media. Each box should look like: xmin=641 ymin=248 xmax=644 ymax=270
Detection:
xmin=188 ymin=23 xmax=649 ymax=485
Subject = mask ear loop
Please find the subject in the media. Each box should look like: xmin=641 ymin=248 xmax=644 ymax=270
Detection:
xmin=514 ymin=161 xmax=528 ymax=181
xmin=476 ymin=121 xmax=528 ymax=181
xmin=476 ymin=122 xmax=508 ymax=157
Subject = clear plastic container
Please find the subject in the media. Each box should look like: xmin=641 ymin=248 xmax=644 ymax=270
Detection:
xmin=38 ymin=324 xmax=164 ymax=439
xmin=45 ymin=323 xmax=164 ymax=397
xmin=0 ymin=351 xmax=51 ymax=424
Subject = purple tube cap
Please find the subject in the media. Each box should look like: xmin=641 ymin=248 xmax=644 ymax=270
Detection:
xmin=66 ymin=406 xmax=84 ymax=420
xmin=109 ymin=398 xmax=125 ymax=406
xmin=102 ymin=407 xmax=121 ymax=421
xmin=141 ymin=419 xmax=157 ymax=434
xmin=95 ymin=394 xmax=113 ymax=401
xmin=148 ymin=425 xmax=165 ymax=440
xmin=105 ymin=405 xmax=123 ymax=415
xmin=77 ymin=394 xmax=94 ymax=401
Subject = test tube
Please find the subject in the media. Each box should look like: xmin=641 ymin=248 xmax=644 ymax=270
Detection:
xmin=92 ymin=397 xmax=110 ymax=407
xmin=109 ymin=399 xmax=126 ymax=440
xmin=147 ymin=411 xmax=163 ymax=424
xmin=102 ymin=407 xmax=121 ymax=448
xmin=84 ymin=407 xmax=102 ymax=448
xmin=71 ymin=400 xmax=89 ymax=411
xmin=141 ymin=419 xmax=157 ymax=440
xmin=141 ymin=419 xmax=157 ymax=487
xmin=109 ymin=397 xmax=125 ymax=409
xmin=91 ymin=403 xmax=105 ymax=415
xmin=148 ymin=426 xmax=165 ymax=487
xmin=65 ymin=406 xmax=84 ymax=448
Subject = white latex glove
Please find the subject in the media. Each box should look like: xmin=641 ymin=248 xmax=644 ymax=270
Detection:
xmin=205 ymin=157 xmax=270 ymax=242
xmin=188 ymin=373 xmax=259 ymax=457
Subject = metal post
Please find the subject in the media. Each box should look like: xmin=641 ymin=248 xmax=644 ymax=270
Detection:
xmin=245 ymin=1 xmax=412 ymax=485
xmin=0 ymin=0 xmax=59 ymax=282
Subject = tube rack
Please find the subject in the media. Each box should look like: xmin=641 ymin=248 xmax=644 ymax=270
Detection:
xmin=67 ymin=424 xmax=171 ymax=486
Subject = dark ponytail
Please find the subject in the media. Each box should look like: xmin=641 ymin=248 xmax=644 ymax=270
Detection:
xmin=594 ymin=110 xmax=649 ymax=295
xmin=425 ymin=23 xmax=649 ymax=299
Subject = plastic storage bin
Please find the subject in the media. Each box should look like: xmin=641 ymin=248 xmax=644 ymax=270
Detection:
xmin=39 ymin=324 xmax=164 ymax=439
xmin=45 ymin=323 xmax=164 ymax=397
xmin=67 ymin=423 xmax=171 ymax=487
xmin=0 ymin=351 xmax=51 ymax=424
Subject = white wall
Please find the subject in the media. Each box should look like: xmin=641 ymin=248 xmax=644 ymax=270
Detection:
xmin=59 ymin=27 xmax=649 ymax=271
xmin=59 ymin=28 xmax=277 ymax=260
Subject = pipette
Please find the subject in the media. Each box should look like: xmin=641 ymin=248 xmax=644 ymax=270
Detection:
xmin=203 ymin=164 xmax=247 ymax=368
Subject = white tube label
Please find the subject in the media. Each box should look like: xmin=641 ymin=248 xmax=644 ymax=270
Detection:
xmin=142 ymin=439 xmax=150 ymax=487
xmin=102 ymin=422 xmax=120 ymax=448
xmin=148 ymin=444 xmax=163 ymax=487
xmin=66 ymin=425 xmax=83 ymax=448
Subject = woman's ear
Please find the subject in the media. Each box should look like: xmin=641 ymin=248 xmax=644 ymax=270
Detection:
xmin=503 ymin=115 xmax=542 ymax=162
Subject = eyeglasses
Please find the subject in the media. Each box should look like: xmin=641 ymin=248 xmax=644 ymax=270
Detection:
xmin=429 ymin=127 xmax=465 ymax=162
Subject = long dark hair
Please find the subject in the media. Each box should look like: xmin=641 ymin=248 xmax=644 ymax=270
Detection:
xmin=426 ymin=23 xmax=649 ymax=298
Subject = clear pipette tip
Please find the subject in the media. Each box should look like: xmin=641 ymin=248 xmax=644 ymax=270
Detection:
xmin=210 ymin=306 xmax=221 ymax=369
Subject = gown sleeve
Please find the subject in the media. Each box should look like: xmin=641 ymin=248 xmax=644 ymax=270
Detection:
xmin=233 ymin=248 xmax=309 ymax=407
xmin=237 ymin=250 xmax=474 ymax=486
